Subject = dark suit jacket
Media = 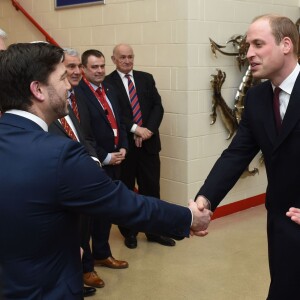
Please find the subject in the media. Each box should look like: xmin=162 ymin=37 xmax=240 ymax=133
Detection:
xmin=0 ymin=113 xmax=191 ymax=300
xmin=104 ymin=70 xmax=163 ymax=154
xmin=75 ymin=80 xmax=128 ymax=163
xmin=197 ymin=75 xmax=300 ymax=299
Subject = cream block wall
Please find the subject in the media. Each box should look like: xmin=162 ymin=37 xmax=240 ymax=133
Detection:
xmin=0 ymin=0 xmax=299 ymax=207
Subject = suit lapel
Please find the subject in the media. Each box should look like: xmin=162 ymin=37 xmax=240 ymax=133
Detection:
xmin=132 ymin=70 xmax=142 ymax=95
xmin=104 ymin=85 xmax=119 ymax=123
xmin=80 ymin=80 xmax=110 ymax=126
xmin=111 ymin=71 xmax=132 ymax=110
xmin=68 ymin=105 xmax=85 ymax=142
xmin=262 ymin=83 xmax=278 ymax=144
xmin=274 ymin=74 xmax=300 ymax=151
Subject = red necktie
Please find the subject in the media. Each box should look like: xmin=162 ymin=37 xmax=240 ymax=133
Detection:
xmin=125 ymin=74 xmax=143 ymax=126
xmin=273 ymin=87 xmax=282 ymax=133
xmin=60 ymin=117 xmax=77 ymax=141
xmin=95 ymin=86 xmax=119 ymax=146
xmin=69 ymin=93 xmax=80 ymax=122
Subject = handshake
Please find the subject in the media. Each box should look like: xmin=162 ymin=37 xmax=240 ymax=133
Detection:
xmin=189 ymin=195 xmax=213 ymax=237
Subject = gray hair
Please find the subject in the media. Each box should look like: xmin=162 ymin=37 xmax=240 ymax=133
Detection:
xmin=0 ymin=28 xmax=7 ymax=39
xmin=63 ymin=47 xmax=79 ymax=57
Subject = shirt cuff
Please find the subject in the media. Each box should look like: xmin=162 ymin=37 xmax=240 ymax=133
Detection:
xmin=130 ymin=124 xmax=137 ymax=133
xmin=188 ymin=208 xmax=193 ymax=226
xmin=102 ymin=153 xmax=111 ymax=166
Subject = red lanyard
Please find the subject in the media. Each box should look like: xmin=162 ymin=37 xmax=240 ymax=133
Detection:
xmin=82 ymin=76 xmax=119 ymax=147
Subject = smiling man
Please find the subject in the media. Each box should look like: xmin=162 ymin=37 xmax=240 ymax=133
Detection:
xmin=76 ymin=50 xmax=130 ymax=275
xmin=0 ymin=42 xmax=211 ymax=300
xmin=195 ymin=14 xmax=300 ymax=300
xmin=48 ymin=48 xmax=102 ymax=298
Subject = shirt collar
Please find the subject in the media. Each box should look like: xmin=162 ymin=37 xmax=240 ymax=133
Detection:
xmin=117 ymin=69 xmax=133 ymax=79
xmin=5 ymin=109 xmax=48 ymax=131
xmin=68 ymin=89 xmax=74 ymax=98
xmin=90 ymin=82 xmax=102 ymax=91
xmin=274 ymin=63 xmax=300 ymax=94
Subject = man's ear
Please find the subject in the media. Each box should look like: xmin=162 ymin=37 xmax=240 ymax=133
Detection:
xmin=281 ymin=37 xmax=292 ymax=55
xmin=29 ymin=81 xmax=45 ymax=102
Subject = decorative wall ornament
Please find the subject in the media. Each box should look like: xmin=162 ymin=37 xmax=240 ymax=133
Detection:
xmin=208 ymin=34 xmax=261 ymax=176
xmin=209 ymin=34 xmax=260 ymax=139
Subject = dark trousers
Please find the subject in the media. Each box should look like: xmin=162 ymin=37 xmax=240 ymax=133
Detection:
xmin=79 ymin=215 xmax=94 ymax=273
xmin=119 ymin=146 xmax=160 ymax=238
xmin=91 ymin=164 xmax=121 ymax=259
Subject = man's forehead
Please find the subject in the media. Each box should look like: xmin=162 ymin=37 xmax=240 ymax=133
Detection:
xmin=118 ymin=48 xmax=133 ymax=55
xmin=87 ymin=55 xmax=105 ymax=65
xmin=65 ymin=54 xmax=80 ymax=63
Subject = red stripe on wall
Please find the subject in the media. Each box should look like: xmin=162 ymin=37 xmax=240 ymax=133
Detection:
xmin=212 ymin=193 xmax=266 ymax=220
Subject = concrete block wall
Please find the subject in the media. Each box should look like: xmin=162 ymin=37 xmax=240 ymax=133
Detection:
xmin=0 ymin=0 xmax=299 ymax=206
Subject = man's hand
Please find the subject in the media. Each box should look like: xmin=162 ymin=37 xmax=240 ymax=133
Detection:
xmin=134 ymin=134 xmax=143 ymax=147
xmin=195 ymin=195 xmax=211 ymax=211
xmin=188 ymin=199 xmax=212 ymax=237
xmin=135 ymin=126 xmax=153 ymax=140
xmin=109 ymin=152 xmax=126 ymax=165
xmin=286 ymin=207 xmax=300 ymax=225
xmin=119 ymin=148 xmax=127 ymax=159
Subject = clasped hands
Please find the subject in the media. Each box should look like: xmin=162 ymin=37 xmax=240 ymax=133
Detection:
xmin=189 ymin=196 xmax=213 ymax=237
xmin=134 ymin=126 xmax=153 ymax=147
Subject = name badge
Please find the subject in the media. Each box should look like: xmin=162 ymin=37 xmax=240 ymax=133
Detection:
xmin=113 ymin=129 xmax=118 ymax=137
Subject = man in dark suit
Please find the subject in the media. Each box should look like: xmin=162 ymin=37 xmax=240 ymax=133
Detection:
xmin=195 ymin=15 xmax=300 ymax=300
xmin=49 ymin=48 xmax=103 ymax=297
xmin=0 ymin=42 xmax=211 ymax=299
xmin=76 ymin=49 xmax=129 ymax=270
xmin=105 ymin=44 xmax=175 ymax=249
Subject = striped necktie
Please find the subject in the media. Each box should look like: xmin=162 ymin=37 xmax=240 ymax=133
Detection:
xmin=125 ymin=74 xmax=142 ymax=126
xmin=60 ymin=117 xmax=78 ymax=141
xmin=69 ymin=92 xmax=80 ymax=122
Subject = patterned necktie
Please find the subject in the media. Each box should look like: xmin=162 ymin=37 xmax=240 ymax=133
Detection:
xmin=125 ymin=74 xmax=142 ymax=126
xmin=95 ymin=86 xmax=119 ymax=146
xmin=273 ymin=87 xmax=282 ymax=133
xmin=69 ymin=92 xmax=80 ymax=122
xmin=60 ymin=117 xmax=78 ymax=141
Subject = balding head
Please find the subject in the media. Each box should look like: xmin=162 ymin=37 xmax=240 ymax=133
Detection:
xmin=111 ymin=43 xmax=134 ymax=74
xmin=0 ymin=28 xmax=7 ymax=50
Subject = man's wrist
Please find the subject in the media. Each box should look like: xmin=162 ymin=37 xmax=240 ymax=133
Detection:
xmin=197 ymin=195 xmax=211 ymax=210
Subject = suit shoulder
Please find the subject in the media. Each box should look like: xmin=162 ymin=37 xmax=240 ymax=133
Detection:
xmin=133 ymin=70 xmax=153 ymax=78
xmin=248 ymin=80 xmax=271 ymax=95
xmin=102 ymin=81 xmax=114 ymax=90
xmin=105 ymin=70 xmax=119 ymax=81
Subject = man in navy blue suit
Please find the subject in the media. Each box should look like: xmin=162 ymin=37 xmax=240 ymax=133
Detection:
xmin=0 ymin=42 xmax=211 ymax=300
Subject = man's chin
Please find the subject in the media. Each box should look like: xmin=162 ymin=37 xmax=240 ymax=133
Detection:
xmin=251 ymin=69 xmax=263 ymax=79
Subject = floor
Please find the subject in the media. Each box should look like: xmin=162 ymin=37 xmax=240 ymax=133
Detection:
xmin=89 ymin=205 xmax=269 ymax=300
